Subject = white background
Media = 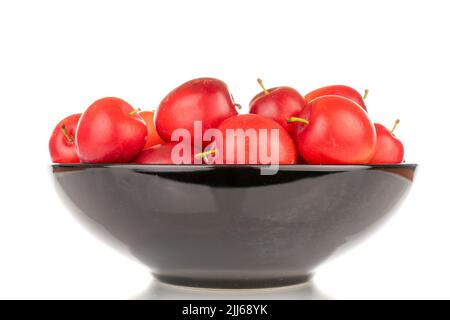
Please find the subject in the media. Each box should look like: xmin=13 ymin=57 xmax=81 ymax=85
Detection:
xmin=0 ymin=0 xmax=449 ymax=299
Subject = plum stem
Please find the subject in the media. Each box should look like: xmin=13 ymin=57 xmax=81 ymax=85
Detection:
xmin=195 ymin=149 xmax=217 ymax=159
xmin=61 ymin=124 xmax=74 ymax=144
xmin=128 ymin=108 xmax=141 ymax=116
xmin=287 ymin=117 xmax=309 ymax=125
xmin=391 ymin=119 xmax=400 ymax=133
xmin=363 ymin=89 xmax=369 ymax=100
xmin=230 ymin=93 xmax=241 ymax=110
xmin=257 ymin=78 xmax=270 ymax=95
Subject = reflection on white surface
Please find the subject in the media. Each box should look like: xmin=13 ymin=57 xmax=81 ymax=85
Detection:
xmin=133 ymin=280 xmax=331 ymax=300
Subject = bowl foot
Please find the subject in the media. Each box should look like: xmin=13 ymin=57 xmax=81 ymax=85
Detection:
xmin=153 ymin=274 xmax=312 ymax=289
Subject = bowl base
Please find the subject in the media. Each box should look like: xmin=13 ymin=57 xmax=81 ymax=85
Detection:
xmin=153 ymin=274 xmax=312 ymax=289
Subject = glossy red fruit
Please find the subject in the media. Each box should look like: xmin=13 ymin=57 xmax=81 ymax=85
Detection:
xmin=49 ymin=113 xmax=81 ymax=163
xmin=305 ymin=85 xmax=368 ymax=111
xmin=211 ymin=114 xmax=297 ymax=164
xmin=134 ymin=141 xmax=197 ymax=164
xmin=249 ymin=79 xmax=307 ymax=136
xmin=155 ymin=78 xmax=239 ymax=144
xmin=292 ymin=96 xmax=376 ymax=164
xmin=76 ymin=97 xmax=147 ymax=163
xmin=139 ymin=111 xmax=164 ymax=150
xmin=370 ymin=121 xmax=404 ymax=164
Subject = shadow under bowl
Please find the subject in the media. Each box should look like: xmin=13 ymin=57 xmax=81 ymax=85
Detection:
xmin=52 ymin=164 xmax=417 ymax=289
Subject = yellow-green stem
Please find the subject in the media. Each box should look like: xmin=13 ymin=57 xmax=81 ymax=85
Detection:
xmin=61 ymin=124 xmax=74 ymax=144
xmin=287 ymin=117 xmax=309 ymax=125
xmin=391 ymin=119 xmax=400 ymax=133
xmin=128 ymin=108 xmax=141 ymax=116
xmin=363 ymin=89 xmax=369 ymax=100
xmin=195 ymin=149 xmax=217 ymax=159
xmin=257 ymin=78 xmax=269 ymax=95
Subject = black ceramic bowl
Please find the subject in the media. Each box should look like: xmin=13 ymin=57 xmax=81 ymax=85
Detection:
xmin=52 ymin=164 xmax=417 ymax=289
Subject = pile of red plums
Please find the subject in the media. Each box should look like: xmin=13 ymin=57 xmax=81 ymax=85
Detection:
xmin=49 ymin=77 xmax=405 ymax=165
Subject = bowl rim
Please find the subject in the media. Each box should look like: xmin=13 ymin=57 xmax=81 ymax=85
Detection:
xmin=51 ymin=163 xmax=418 ymax=172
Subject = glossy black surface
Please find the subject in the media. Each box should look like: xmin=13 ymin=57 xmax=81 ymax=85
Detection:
xmin=52 ymin=164 xmax=417 ymax=288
